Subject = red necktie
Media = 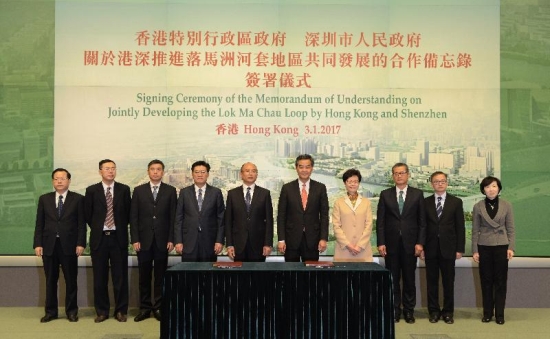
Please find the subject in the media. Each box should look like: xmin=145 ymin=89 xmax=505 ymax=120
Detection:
xmin=301 ymin=184 xmax=307 ymax=210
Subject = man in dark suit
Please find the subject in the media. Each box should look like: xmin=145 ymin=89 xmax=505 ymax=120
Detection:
xmin=33 ymin=168 xmax=86 ymax=323
xmin=277 ymin=154 xmax=329 ymax=262
xmin=225 ymin=162 xmax=273 ymax=262
xmin=174 ymin=160 xmax=225 ymax=262
xmin=84 ymin=159 xmax=131 ymax=323
xmin=130 ymin=160 xmax=177 ymax=322
xmin=421 ymin=171 xmax=465 ymax=324
xmin=376 ymin=162 xmax=426 ymax=324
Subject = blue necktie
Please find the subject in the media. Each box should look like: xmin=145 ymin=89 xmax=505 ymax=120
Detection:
xmin=436 ymin=196 xmax=443 ymax=219
xmin=245 ymin=187 xmax=251 ymax=213
xmin=197 ymin=188 xmax=203 ymax=211
xmin=58 ymin=195 xmax=64 ymax=218
xmin=398 ymin=190 xmax=404 ymax=214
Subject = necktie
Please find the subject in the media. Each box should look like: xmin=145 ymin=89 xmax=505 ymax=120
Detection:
xmin=105 ymin=187 xmax=115 ymax=229
xmin=153 ymin=185 xmax=158 ymax=201
xmin=58 ymin=195 xmax=64 ymax=218
xmin=245 ymin=187 xmax=251 ymax=213
xmin=398 ymin=190 xmax=404 ymax=214
xmin=301 ymin=183 xmax=308 ymax=210
xmin=197 ymin=188 xmax=203 ymax=211
xmin=436 ymin=196 xmax=443 ymax=219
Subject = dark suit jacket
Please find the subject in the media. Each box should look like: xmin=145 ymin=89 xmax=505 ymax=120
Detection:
xmin=84 ymin=182 xmax=131 ymax=251
xmin=130 ymin=182 xmax=177 ymax=251
xmin=225 ymin=185 xmax=274 ymax=254
xmin=376 ymin=186 xmax=426 ymax=255
xmin=33 ymin=191 xmax=87 ymax=256
xmin=277 ymin=179 xmax=329 ymax=250
xmin=424 ymin=193 xmax=465 ymax=259
xmin=174 ymin=184 xmax=225 ymax=254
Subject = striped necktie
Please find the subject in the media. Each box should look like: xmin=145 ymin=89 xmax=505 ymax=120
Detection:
xmin=105 ymin=187 xmax=115 ymax=229
xmin=436 ymin=196 xmax=443 ymax=219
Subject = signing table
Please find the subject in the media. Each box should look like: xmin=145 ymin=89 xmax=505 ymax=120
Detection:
xmin=161 ymin=262 xmax=394 ymax=339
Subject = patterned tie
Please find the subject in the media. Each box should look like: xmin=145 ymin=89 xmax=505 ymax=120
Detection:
xmin=436 ymin=196 xmax=443 ymax=219
xmin=197 ymin=188 xmax=203 ymax=211
xmin=105 ymin=187 xmax=115 ymax=229
xmin=301 ymin=183 xmax=308 ymax=210
xmin=398 ymin=190 xmax=404 ymax=214
xmin=58 ymin=195 xmax=64 ymax=218
xmin=245 ymin=187 xmax=251 ymax=213
xmin=153 ymin=185 xmax=158 ymax=201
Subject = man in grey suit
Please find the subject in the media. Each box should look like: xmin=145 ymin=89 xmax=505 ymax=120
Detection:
xmin=421 ymin=171 xmax=465 ymax=324
xmin=225 ymin=162 xmax=274 ymax=262
xmin=277 ymin=154 xmax=329 ymax=262
xmin=174 ymin=160 xmax=225 ymax=262
xmin=34 ymin=168 xmax=86 ymax=323
xmin=376 ymin=162 xmax=426 ymax=324
xmin=131 ymin=159 xmax=177 ymax=322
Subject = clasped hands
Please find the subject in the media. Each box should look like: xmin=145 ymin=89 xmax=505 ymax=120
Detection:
xmin=377 ymin=244 xmax=423 ymax=257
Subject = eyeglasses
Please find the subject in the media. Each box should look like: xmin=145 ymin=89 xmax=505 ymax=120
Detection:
xmin=432 ymin=180 xmax=447 ymax=185
xmin=101 ymin=167 xmax=116 ymax=171
xmin=392 ymin=171 xmax=408 ymax=176
xmin=346 ymin=180 xmax=360 ymax=184
xmin=193 ymin=170 xmax=207 ymax=174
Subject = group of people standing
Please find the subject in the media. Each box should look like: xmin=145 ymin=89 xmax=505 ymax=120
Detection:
xmin=375 ymin=163 xmax=515 ymax=326
xmin=32 ymin=156 xmax=515 ymax=327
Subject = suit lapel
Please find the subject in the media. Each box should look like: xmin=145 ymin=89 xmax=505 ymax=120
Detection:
xmin=305 ymin=181 xmax=315 ymax=211
xmin=238 ymin=185 xmax=250 ymax=212
xmin=390 ymin=187 xmax=401 ymax=215
xmin=48 ymin=193 xmax=60 ymax=220
xmin=59 ymin=191 xmax=72 ymax=219
xmin=249 ymin=186 xmax=262 ymax=212
xmin=98 ymin=183 xmax=107 ymax=208
xmin=426 ymin=195 xmax=437 ymax=220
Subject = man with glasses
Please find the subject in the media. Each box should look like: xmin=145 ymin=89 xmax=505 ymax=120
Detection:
xmin=420 ymin=171 xmax=465 ymax=324
xmin=34 ymin=168 xmax=86 ymax=323
xmin=174 ymin=160 xmax=225 ymax=262
xmin=85 ymin=159 xmax=131 ymax=323
xmin=376 ymin=162 xmax=426 ymax=324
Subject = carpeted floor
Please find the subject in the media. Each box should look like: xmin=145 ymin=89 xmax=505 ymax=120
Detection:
xmin=0 ymin=307 xmax=548 ymax=339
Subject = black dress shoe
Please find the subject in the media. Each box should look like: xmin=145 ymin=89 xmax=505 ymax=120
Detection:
xmin=442 ymin=315 xmax=454 ymax=324
xmin=404 ymin=313 xmax=415 ymax=324
xmin=394 ymin=312 xmax=401 ymax=323
xmin=134 ymin=311 xmax=150 ymax=322
xmin=429 ymin=313 xmax=440 ymax=323
xmin=40 ymin=314 xmax=58 ymax=323
xmin=115 ymin=312 xmax=127 ymax=322
xmin=481 ymin=316 xmax=492 ymax=323
xmin=67 ymin=314 xmax=78 ymax=322
xmin=94 ymin=314 xmax=108 ymax=323
xmin=153 ymin=309 xmax=162 ymax=321
xmin=496 ymin=317 xmax=505 ymax=325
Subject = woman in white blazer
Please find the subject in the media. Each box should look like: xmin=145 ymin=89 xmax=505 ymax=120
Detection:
xmin=332 ymin=169 xmax=373 ymax=262
xmin=472 ymin=176 xmax=515 ymax=325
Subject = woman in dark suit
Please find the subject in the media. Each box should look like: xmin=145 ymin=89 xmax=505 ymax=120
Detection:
xmin=472 ymin=176 xmax=515 ymax=325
